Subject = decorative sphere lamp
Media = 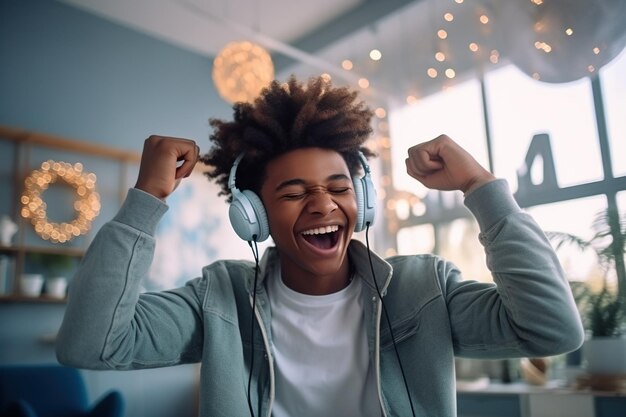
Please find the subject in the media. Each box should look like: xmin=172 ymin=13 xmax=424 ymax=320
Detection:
xmin=496 ymin=0 xmax=626 ymax=83
xmin=212 ymin=41 xmax=275 ymax=104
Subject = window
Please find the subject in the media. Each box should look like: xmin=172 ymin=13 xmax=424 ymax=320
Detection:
xmin=386 ymin=55 xmax=625 ymax=290
xmin=388 ymin=79 xmax=487 ymax=264
xmin=389 ymin=79 xmax=487 ymax=195
xmin=484 ymin=64 xmax=602 ymax=190
xmin=527 ymin=196 xmax=606 ymax=283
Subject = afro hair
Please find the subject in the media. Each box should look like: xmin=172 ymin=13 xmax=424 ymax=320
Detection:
xmin=200 ymin=75 xmax=376 ymax=202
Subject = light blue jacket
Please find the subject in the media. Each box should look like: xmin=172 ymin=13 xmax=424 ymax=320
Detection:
xmin=56 ymin=180 xmax=584 ymax=417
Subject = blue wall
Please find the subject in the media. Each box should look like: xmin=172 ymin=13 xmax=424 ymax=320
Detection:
xmin=0 ymin=0 xmax=231 ymax=150
xmin=0 ymin=1 xmax=232 ymax=416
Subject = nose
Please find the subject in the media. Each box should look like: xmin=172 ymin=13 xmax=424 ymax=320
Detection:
xmin=306 ymin=191 xmax=338 ymax=216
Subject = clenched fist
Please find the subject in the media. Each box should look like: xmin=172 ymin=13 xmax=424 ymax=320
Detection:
xmin=405 ymin=134 xmax=496 ymax=195
xmin=134 ymin=135 xmax=200 ymax=200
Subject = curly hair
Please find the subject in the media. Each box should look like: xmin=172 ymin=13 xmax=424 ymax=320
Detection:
xmin=200 ymin=76 xmax=375 ymax=202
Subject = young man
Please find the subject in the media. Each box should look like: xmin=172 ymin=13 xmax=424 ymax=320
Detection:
xmin=57 ymin=77 xmax=584 ymax=417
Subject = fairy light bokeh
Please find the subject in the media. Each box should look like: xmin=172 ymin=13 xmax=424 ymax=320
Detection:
xmin=20 ymin=161 xmax=101 ymax=244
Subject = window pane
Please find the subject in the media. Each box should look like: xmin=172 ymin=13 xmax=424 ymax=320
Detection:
xmin=389 ymin=81 xmax=488 ymax=264
xmin=526 ymin=196 xmax=606 ymax=283
xmin=617 ymin=191 xmax=626 ymax=291
xmin=389 ymin=79 xmax=488 ymax=195
xmin=485 ymin=65 xmax=602 ymax=190
xmin=619 ymin=191 xmax=626 ymax=214
xmin=600 ymin=48 xmax=626 ymax=178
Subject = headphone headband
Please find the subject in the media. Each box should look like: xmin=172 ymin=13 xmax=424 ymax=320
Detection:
xmin=228 ymin=153 xmax=245 ymax=191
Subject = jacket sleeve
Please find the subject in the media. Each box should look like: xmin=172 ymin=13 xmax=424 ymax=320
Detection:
xmin=444 ymin=179 xmax=584 ymax=358
xmin=56 ymin=188 xmax=205 ymax=369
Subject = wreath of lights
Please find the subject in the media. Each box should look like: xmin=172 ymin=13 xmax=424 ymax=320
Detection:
xmin=20 ymin=160 xmax=101 ymax=243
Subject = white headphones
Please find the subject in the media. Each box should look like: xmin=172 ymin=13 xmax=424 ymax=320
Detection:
xmin=228 ymin=151 xmax=376 ymax=242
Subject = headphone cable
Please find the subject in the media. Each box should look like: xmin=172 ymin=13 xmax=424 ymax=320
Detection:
xmin=365 ymin=224 xmax=417 ymax=417
xmin=247 ymin=238 xmax=260 ymax=417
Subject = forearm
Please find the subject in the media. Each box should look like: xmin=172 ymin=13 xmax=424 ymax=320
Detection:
xmin=56 ymin=188 xmax=167 ymax=368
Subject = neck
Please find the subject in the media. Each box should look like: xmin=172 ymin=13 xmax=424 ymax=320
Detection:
xmin=280 ymin=257 xmax=352 ymax=296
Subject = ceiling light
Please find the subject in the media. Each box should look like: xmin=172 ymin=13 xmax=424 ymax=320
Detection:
xmin=534 ymin=41 xmax=552 ymax=53
xmin=369 ymin=49 xmax=382 ymax=61
xmin=427 ymin=68 xmax=438 ymax=78
xmin=342 ymin=59 xmax=353 ymax=70
xmin=435 ymin=52 xmax=446 ymax=61
xmin=437 ymin=29 xmax=448 ymax=39
xmin=406 ymin=95 xmax=418 ymax=105
xmin=469 ymin=43 xmax=479 ymax=52
xmin=212 ymin=41 xmax=274 ymax=104
xmin=444 ymin=12 xmax=454 ymax=22
xmin=445 ymin=68 xmax=456 ymax=78
xmin=358 ymin=78 xmax=370 ymax=88
xmin=505 ymin=0 xmax=626 ymax=83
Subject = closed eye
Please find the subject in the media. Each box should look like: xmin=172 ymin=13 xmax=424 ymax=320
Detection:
xmin=281 ymin=193 xmax=306 ymax=200
xmin=329 ymin=187 xmax=351 ymax=194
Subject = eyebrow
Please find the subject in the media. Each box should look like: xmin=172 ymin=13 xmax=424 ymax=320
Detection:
xmin=275 ymin=174 xmax=351 ymax=191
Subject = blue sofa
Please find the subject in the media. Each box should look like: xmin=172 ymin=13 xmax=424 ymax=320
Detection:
xmin=0 ymin=364 xmax=124 ymax=417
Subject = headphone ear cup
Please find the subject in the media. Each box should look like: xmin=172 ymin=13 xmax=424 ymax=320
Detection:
xmin=353 ymin=174 xmax=376 ymax=233
xmin=361 ymin=174 xmax=376 ymax=228
xmin=229 ymin=190 xmax=270 ymax=242
xmin=242 ymin=190 xmax=269 ymax=242
xmin=353 ymin=177 xmax=365 ymax=232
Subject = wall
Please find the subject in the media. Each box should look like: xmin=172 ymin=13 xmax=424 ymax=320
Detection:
xmin=0 ymin=0 xmax=230 ymax=149
xmin=0 ymin=1 xmax=233 ymax=416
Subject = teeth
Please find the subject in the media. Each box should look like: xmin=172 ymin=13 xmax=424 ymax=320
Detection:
xmin=301 ymin=225 xmax=339 ymax=235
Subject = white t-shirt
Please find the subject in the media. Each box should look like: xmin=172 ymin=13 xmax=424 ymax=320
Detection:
xmin=267 ymin=265 xmax=382 ymax=417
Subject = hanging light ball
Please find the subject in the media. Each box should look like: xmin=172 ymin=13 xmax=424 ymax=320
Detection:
xmin=494 ymin=0 xmax=626 ymax=83
xmin=212 ymin=41 xmax=275 ymax=104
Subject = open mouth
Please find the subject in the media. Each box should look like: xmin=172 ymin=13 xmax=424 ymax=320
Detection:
xmin=301 ymin=225 xmax=341 ymax=250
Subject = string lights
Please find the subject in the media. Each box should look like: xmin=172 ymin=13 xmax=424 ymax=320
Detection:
xmin=20 ymin=161 xmax=101 ymax=243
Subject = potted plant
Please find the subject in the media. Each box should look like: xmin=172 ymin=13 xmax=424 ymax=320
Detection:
xmin=547 ymin=206 xmax=626 ymax=376
xmin=571 ymin=284 xmax=625 ymax=374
